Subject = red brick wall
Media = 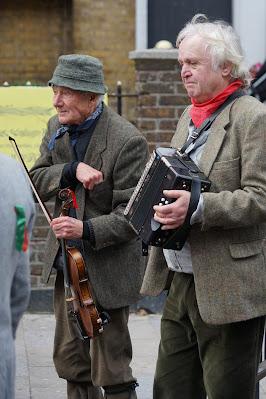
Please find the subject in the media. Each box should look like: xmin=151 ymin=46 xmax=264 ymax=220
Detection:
xmin=130 ymin=50 xmax=189 ymax=152
xmin=0 ymin=0 xmax=72 ymax=85
xmin=0 ymin=0 xmax=136 ymax=120
xmin=72 ymin=0 xmax=137 ymax=120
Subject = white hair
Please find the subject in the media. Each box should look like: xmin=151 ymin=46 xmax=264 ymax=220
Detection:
xmin=81 ymin=92 xmax=104 ymax=106
xmin=176 ymin=14 xmax=251 ymax=87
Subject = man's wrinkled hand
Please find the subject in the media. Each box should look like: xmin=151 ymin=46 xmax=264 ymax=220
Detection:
xmin=76 ymin=162 xmax=103 ymax=190
xmin=153 ymin=190 xmax=191 ymax=230
xmin=50 ymin=216 xmax=83 ymax=239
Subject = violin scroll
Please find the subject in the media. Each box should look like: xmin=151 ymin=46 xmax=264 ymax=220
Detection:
xmin=58 ymin=188 xmax=78 ymax=216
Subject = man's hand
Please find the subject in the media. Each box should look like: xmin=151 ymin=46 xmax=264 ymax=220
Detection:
xmin=76 ymin=162 xmax=103 ymax=190
xmin=50 ymin=216 xmax=83 ymax=239
xmin=153 ymin=190 xmax=191 ymax=230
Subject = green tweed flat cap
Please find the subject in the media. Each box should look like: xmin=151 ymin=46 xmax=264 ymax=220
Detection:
xmin=48 ymin=54 xmax=107 ymax=94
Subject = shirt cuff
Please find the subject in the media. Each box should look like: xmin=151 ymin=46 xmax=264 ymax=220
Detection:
xmin=190 ymin=194 xmax=203 ymax=225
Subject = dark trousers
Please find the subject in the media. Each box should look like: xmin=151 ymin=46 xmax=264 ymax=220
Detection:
xmin=53 ymin=272 xmax=137 ymax=399
xmin=154 ymin=272 xmax=265 ymax=399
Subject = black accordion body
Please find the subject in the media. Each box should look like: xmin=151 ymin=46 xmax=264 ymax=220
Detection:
xmin=124 ymin=147 xmax=211 ymax=252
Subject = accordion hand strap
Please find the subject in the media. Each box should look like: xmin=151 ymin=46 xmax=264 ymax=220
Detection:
xmin=165 ymin=177 xmax=201 ymax=250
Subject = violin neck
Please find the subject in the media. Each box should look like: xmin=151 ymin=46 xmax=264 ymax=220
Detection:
xmin=60 ymin=239 xmax=71 ymax=288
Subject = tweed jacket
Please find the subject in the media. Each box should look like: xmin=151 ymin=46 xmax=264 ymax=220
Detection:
xmin=0 ymin=154 xmax=35 ymax=399
xmin=30 ymin=105 xmax=149 ymax=309
xmin=141 ymin=95 xmax=266 ymax=325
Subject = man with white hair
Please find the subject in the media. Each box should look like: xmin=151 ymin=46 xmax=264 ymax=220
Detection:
xmin=141 ymin=14 xmax=266 ymax=399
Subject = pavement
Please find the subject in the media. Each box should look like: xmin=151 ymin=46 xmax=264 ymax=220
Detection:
xmin=15 ymin=312 xmax=266 ymax=399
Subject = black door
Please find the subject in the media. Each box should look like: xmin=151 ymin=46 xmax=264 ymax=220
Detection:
xmin=148 ymin=0 xmax=232 ymax=48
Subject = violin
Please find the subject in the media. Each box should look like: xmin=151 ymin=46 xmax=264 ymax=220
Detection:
xmin=58 ymin=188 xmax=109 ymax=339
xmin=9 ymin=136 xmax=109 ymax=340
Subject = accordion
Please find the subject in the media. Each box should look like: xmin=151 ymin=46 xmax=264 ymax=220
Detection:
xmin=124 ymin=147 xmax=211 ymax=252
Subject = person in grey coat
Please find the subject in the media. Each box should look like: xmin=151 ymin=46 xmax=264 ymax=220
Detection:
xmin=0 ymin=153 xmax=35 ymax=399
xmin=30 ymin=54 xmax=149 ymax=399
xmin=141 ymin=14 xmax=266 ymax=399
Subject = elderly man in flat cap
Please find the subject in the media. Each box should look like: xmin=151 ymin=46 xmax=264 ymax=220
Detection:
xmin=30 ymin=54 xmax=149 ymax=399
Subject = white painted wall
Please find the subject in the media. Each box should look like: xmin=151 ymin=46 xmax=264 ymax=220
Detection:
xmin=135 ymin=0 xmax=148 ymax=50
xmin=135 ymin=0 xmax=266 ymax=68
xmin=233 ymin=0 xmax=266 ymax=67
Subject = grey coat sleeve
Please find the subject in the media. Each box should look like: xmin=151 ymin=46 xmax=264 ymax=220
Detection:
xmin=89 ymin=134 xmax=149 ymax=249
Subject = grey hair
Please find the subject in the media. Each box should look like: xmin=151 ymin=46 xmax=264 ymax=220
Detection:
xmin=176 ymin=14 xmax=251 ymax=87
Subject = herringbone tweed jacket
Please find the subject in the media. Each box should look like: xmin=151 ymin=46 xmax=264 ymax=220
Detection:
xmin=30 ymin=105 xmax=149 ymax=309
xmin=141 ymin=95 xmax=266 ymax=325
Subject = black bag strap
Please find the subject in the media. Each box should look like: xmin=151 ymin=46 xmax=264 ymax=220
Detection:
xmin=180 ymin=90 xmax=245 ymax=154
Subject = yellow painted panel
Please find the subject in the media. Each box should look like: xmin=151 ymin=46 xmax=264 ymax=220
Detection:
xmin=0 ymin=86 xmax=108 ymax=168
xmin=0 ymin=86 xmax=54 ymax=168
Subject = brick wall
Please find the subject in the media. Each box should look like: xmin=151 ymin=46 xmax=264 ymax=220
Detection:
xmin=0 ymin=0 xmax=136 ymax=120
xmin=72 ymin=0 xmax=137 ymax=121
xmin=30 ymin=203 xmax=55 ymax=288
xmin=0 ymin=0 xmax=72 ymax=85
xmin=129 ymin=49 xmax=190 ymax=152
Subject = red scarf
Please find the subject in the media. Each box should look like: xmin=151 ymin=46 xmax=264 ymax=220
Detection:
xmin=189 ymin=80 xmax=243 ymax=128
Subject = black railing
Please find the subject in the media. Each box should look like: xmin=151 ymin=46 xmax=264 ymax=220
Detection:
xmin=108 ymin=81 xmax=139 ymax=116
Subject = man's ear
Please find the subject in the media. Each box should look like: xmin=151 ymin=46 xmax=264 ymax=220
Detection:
xmin=89 ymin=93 xmax=97 ymax=102
xmin=221 ymin=62 xmax=233 ymax=78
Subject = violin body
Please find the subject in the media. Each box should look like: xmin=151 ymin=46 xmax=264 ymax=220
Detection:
xmin=66 ymin=246 xmax=103 ymax=338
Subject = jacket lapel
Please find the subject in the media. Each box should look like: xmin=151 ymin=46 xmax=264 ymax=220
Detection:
xmin=198 ymin=106 xmax=230 ymax=176
xmin=171 ymin=110 xmax=190 ymax=149
xmin=172 ymin=102 xmax=234 ymax=177
xmin=83 ymin=105 xmax=109 ymax=170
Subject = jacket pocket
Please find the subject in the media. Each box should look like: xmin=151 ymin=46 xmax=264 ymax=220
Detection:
xmin=229 ymin=239 xmax=263 ymax=259
xmin=210 ymin=157 xmax=240 ymax=192
xmin=212 ymin=157 xmax=240 ymax=170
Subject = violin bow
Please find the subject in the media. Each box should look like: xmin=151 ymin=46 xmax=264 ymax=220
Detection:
xmin=9 ymin=136 xmax=52 ymax=224
xmin=9 ymin=136 xmax=73 ymax=288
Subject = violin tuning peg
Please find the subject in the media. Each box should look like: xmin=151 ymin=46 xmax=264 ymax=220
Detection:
xmin=97 ymin=318 xmax=102 ymax=324
xmin=99 ymin=327 xmax=104 ymax=333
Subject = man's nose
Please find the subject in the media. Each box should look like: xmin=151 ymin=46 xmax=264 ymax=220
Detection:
xmin=53 ymin=93 xmax=63 ymax=107
xmin=181 ymin=65 xmax=191 ymax=78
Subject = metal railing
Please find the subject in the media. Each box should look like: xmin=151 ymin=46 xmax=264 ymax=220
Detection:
xmin=108 ymin=81 xmax=138 ymax=116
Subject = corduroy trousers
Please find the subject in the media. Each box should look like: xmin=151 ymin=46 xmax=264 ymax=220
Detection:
xmin=154 ymin=272 xmax=265 ymax=399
